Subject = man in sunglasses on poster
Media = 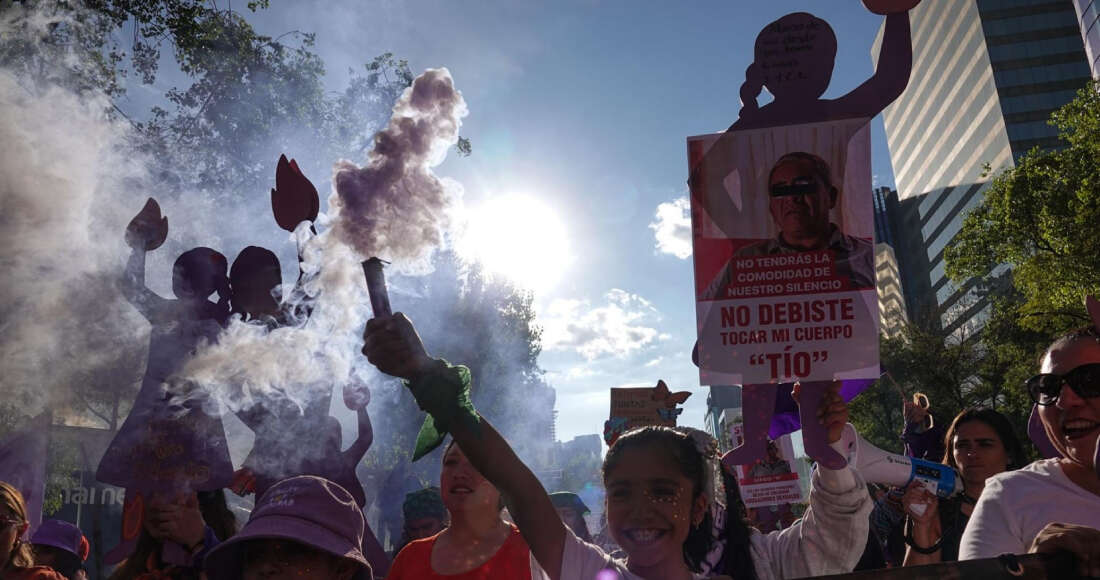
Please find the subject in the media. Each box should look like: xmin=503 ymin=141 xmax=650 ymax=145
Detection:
xmin=958 ymin=324 xmax=1100 ymax=577
xmin=702 ymin=151 xmax=874 ymax=301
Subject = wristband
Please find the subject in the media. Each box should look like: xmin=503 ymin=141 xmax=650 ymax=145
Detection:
xmin=904 ymin=530 xmax=942 ymax=554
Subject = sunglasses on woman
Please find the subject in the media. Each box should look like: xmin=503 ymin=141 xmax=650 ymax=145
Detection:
xmin=1026 ymin=362 xmax=1100 ymax=405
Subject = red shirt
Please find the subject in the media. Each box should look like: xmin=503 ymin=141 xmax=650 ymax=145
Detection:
xmin=386 ymin=525 xmax=534 ymax=580
xmin=1 ymin=566 xmax=67 ymax=580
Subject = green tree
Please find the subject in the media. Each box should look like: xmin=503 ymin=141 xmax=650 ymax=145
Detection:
xmin=1 ymin=1 xmax=467 ymax=199
xmin=850 ymin=323 xmax=987 ymax=455
xmin=934 ymin=83 xmax=1100 ymax=456
xmin=946 ymin=83 xmax=1100 ymax=329
xmin=403 ymin=250 xmax=556 ymax=472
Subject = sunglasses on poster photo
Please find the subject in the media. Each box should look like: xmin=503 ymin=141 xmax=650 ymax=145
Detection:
xmin=1026 ymin=362 xmax=1100 ymax=406
xmin=768 ymin=181 xmax=819 ymax=197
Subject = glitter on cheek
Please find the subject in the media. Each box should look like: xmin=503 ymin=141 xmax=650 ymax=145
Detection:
xmin=642 ymin=487 xmax=683 ymax=513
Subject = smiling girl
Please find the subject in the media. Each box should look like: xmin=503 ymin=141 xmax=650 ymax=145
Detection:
xmin=363 ymin=313 xmax=871 ymax=580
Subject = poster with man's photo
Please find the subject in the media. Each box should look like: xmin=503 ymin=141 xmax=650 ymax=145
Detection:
xmin=688 ymin=118 xmax=879 ymax=385
xmin=729 ymin=423 xmax=803 ymax=517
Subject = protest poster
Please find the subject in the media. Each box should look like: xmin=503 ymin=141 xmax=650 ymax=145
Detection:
xmin=604 ymin=381 xmax=690 ymax=446
xmin=688 ymin=118 xmax=879 ymax=386
xmin=728 ymin=420 xmax=803 ymax=511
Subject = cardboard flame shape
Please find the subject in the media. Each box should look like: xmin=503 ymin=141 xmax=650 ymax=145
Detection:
xmin=125 ymin=198 xmax=168 ymax=251
xmin=271 ymin=154 xmax=320 ymax=232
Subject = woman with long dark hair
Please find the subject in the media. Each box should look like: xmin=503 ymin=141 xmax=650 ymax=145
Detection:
xmin=901 ymin=408 xmax=1024 ymax=565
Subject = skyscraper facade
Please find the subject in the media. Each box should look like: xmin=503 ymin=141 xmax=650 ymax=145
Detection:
xmin=1073 ymin=0 xmax=1100 ymax=77
xmin=873 ymin=186 xmax=910 ymax=337
xmin=877 ymin=0 xmax=1092 ymax=335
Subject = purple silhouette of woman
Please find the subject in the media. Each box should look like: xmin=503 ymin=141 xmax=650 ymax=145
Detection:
xmin=691 ymin=2 xmax=919 ymax=470
xmin=97 ymin=199 xmax=235 ymax=562
xmin=229 ymin=157 xmax=375 ymax=507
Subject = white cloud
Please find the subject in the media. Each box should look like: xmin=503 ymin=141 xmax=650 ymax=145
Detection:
xmin=644 ymin=356 xmax=664 ymax=368
xmin=649 ymin=196 xmax=692 ymax=259
xmin=564 ymin=366 xmax=596 ymax=379
xmin=541 ymin=289 xmax=661 ymax=360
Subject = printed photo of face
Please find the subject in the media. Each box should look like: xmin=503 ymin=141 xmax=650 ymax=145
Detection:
xmin=767 ymin=155 xmax=837 ymax=249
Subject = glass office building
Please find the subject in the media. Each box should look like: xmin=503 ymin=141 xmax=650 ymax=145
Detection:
xmin=877 ymin=0 xmax=1092 ymax=335
xmin=1074 ymin=0 xmax=1100 ymax=77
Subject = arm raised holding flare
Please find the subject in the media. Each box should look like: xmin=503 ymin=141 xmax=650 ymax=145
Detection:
xmin=363 ymin=314 xmax=870 ymax=579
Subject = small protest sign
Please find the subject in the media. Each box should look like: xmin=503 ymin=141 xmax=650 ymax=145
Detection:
xmin=728 ymin=422 xmax=804 ymax=510
xmin=604 ymin=381 xmax=691 ymax=446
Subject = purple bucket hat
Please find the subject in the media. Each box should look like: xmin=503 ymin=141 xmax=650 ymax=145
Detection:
xmin=204 ymin=476 xmax=371 ymax=580
xmin=30 ymin=519 xmax=88 ymax=561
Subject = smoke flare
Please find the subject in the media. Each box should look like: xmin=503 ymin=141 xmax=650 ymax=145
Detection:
xmin=179 ymin=68 xmax=468 ymax=415
xmin=331 ymin=67 xmax=467 ymax=273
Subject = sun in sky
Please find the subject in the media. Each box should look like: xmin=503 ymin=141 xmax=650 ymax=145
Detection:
xmin=456 ymin=193 xmax=572 ymax=293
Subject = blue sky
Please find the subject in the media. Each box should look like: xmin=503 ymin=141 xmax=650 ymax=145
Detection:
xmin=238 ymin=0 xmax=901 ymax=445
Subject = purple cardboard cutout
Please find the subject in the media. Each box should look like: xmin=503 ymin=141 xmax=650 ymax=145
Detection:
xmin=694 ymin=3 xmax=918 ymax=470
xmin=1091 ymin=295 xmax=1100 ymax=478
xmin=1028 ymin=405 xmax=1061 ymax=459
xmin=0 ymin=413 xmax=50 ymax=533
xmin=98 ymin=200 xmax=234 ymax=495
xmin=769 ymin=379 xmax=874 ymax=439
xmin=98 ymin=201 xmax=235 ymax=564
xmin=230 ymin=158 xmax=372 ymax=508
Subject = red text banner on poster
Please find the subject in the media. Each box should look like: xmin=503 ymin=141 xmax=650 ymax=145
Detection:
xmin=739 ymin=477 xmax=803 ymax=507
xmin=688 ymin=118 xmax=879 ymax=385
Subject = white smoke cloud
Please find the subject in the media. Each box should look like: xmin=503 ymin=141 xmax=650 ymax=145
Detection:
xmin=650 ymin=196 xmax=692 ymax=259
xmin=0 ymin=68 xmax=151 ymax=414
xmin=540 ymin=289 xmax=661 ymax=360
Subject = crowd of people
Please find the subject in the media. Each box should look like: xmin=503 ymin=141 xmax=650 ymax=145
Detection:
xmin=3 ymin=210 xmax=1100 ymax=578
xmin=0 ymin=304 xmax=1098 ymax=579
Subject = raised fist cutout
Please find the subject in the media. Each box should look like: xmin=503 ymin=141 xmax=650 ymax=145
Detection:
xmin=343 ymin=381 xmax=371 ymax=411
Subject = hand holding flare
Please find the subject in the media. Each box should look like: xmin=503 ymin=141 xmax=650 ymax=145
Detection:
xmin=271 ymin=154 xmax=320 ymax=232
xmin=362 ymin=314 xmax=479 ymax=460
